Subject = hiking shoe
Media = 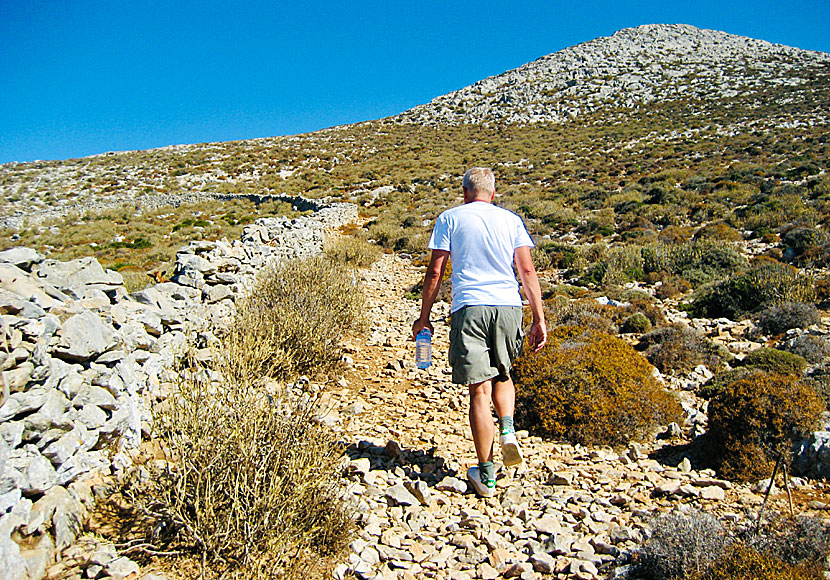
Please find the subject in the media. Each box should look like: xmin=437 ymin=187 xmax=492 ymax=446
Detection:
xmin=500 ymin=431 xmax=523 ymax=466
xmin=467 ymin=466 xmax=496 ymax=498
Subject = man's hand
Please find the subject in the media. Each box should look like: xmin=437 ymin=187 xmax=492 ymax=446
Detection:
xmin=412 ymin=318 xmax=434 ymax=341
xmin=527 ymin=320 xmax=547 ymax=353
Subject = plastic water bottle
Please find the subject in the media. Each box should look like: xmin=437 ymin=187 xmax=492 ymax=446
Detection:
xmin=415 ymin=328 xmax=432 ymax=369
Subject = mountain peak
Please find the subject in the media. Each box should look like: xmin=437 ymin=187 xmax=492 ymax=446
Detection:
xmin=396 ymin=23 xmax=830 ymax=126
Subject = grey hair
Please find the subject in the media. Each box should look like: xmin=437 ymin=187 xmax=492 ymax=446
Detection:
xmin=462 ymin=167 xmax=495 ymax=196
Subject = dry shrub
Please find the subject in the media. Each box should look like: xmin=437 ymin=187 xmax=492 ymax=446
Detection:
xmin=690 ymin=260 xmax=815 ymax=320
xmin=223 ymin=256 xmax=364 ymax=382
xmin=693 ymin=222 xmax=743 ymax=242
xmin=654 ymin=274 xmax=693 ymax=299
xmin=512 ymin=326 xmax=682 ymax=446
xmin=544 ymin=297 xmax=619 ymax=334
xmin=780 ymin=334 xmax=830 ymax=365
xmin=324 ymin=235 xmax=382 ymax=268
xmin=639 ymin=325 xmax=729 ymax=375
xmin=635 ymin=509 xmax=731 ymax=580
xmin=757 ymin=302 xmax=821 ymax=335
xmin=745 ymin=514 xmax=830 ymax=572
xmin=146 ymin=369 xmax=354 ymax=578
xmin=698 ymin=544 xmax=822 ymax=580
xmin=705 ymin=372 xmax=825 ymax=482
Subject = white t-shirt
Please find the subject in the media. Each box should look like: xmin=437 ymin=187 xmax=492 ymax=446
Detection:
xmin=428 ymin=201 xmax=534 ymax=312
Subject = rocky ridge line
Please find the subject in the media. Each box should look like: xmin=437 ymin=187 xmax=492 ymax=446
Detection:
xmin=396 ymin=24 xmax=830 ymax=127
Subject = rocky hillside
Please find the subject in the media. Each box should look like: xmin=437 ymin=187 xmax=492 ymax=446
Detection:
xmin=1 ymin=24 xmax=828 ymax=237
xmin=397 ymin=24 xmax=830 ymax=126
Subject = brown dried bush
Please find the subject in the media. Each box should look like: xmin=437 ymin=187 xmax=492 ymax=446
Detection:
xmin=698 ymin=544 xmax=822 ymax=580
xmin=705 ymin=372 xmax=825 ymax=481
xmin=693 ymin=222 xmax=743 ymax=242
xmin=513 ymin=326 xmax=682 ymax=446
xmin=131 ymin=255 xmax=365 ymax=577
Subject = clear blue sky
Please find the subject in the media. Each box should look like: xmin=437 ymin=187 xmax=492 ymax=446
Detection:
xmin=1 ymin=0 xmax=828 ymax=164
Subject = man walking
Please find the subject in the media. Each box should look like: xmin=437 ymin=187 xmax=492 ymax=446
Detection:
xmin=412 ymin=167 xmax=547 ymax=497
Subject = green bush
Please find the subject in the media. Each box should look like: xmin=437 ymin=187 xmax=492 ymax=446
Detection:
xmin=782 ymin=227 xmax=830 ymax=266
xmin=757 ymin=302 xmax=821 ymax=335
xmin=639 ymin=325 xmax=729 ymax=375
xmin=512 ymin=326 xmax=682 ymax=446
xmin=804 ymin=363 xmax=830 ymax=408
xmin=621 ymin=312 xmax=652 ymax=334
xmin=690 ymin=260 xmax=815 ymax=320
xmin=642 ymin=239 xmax=747 ymax=288
xmin=738 ymin=348 xmax=808 ymax=375
xmin=705 ymin=372 xmax=824 ymax=481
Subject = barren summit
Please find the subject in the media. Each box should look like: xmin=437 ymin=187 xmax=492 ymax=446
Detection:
xmin=397 ymin=23 xmax=830 ymax=126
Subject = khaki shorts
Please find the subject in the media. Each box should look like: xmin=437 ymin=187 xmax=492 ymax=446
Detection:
xmin=448 ymin=305 xmax=525 ymax=385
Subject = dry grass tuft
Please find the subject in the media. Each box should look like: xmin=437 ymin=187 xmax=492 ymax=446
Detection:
xmin=222 ymin=256 xmax=365 ymax=383
xmin=143 ymin=366 xmax=354 ymax=578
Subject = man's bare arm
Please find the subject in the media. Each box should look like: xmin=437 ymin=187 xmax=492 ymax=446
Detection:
xmin=514 ymin=245 xmax=547 ymax=352
xmin=412 ymin=249 xmax=450 ymax=339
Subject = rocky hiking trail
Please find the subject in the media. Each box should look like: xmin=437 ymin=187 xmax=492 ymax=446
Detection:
xmin=318 ymin=254 xmax=830 ymax=580
xmin=25 ymin=249 xmax=830 ymax=580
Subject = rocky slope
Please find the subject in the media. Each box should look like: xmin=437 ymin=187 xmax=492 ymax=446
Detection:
xmin=397 ymin=24 xmax=830 ymax=127
xmin=1 ymin=24 xmax=828 ymax=232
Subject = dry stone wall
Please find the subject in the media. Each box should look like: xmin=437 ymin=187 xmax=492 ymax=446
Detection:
xmin=0 ymin=199 xmax=358 ymax=579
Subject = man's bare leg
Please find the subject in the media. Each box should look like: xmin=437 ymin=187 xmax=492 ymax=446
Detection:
xmin=493 ymin=374 xmax=523 ymax=466
xmin=492 ymin=375 xmax=515 ymax=420
xmin=468 ymin=379 xmax=495 ymax=464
